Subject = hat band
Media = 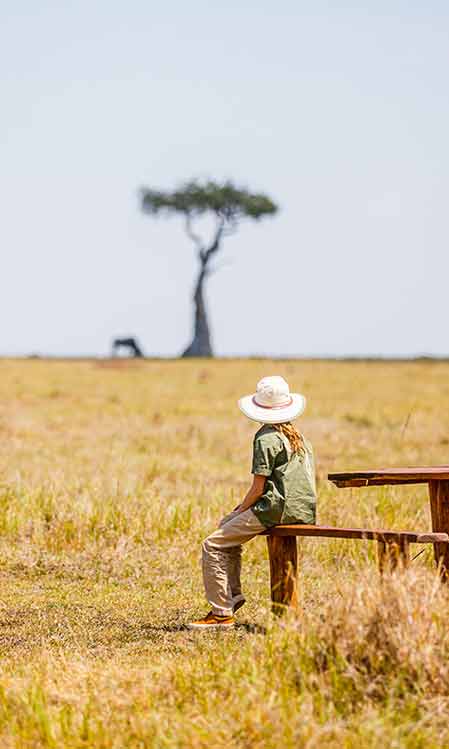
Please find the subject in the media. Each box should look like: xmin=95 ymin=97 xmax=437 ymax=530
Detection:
xmin=252 ymin=395 xmax=293 ymax=410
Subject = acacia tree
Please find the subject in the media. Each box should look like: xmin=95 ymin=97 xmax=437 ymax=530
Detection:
xmin=141 ymin=180 xmax=278 ymax=357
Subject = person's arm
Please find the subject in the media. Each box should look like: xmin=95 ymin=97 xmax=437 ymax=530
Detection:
xmin=235 ymin=475 xmax=266 ymax=514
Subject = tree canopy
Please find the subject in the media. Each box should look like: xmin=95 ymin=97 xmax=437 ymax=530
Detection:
xmin=141 ymin=180 xmax=278 ymax=232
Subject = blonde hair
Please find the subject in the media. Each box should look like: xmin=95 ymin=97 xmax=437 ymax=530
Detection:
xmin=273 ymin=422 xmax=304 ymax=455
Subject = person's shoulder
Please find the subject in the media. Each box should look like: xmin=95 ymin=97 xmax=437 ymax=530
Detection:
xmin=301 ymin=434 xmax=314 ymax=453
xmin=254 ymin=424 xmax=283 ymax=446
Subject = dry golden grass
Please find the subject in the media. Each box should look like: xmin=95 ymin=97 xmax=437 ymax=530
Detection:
xmin=0 ymin=357 xmax=448 ymax=747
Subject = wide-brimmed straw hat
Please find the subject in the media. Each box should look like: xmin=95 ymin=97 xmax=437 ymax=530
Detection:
xmin=238 ymin=376 xmax=306 ymax=424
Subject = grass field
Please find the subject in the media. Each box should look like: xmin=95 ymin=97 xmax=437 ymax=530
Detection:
xmin=1 ymin=358 xmax=449 ymax=748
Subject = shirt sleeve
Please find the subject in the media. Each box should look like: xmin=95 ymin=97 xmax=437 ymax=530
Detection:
xmin=252 ymin=433 xmax=283 ymax=476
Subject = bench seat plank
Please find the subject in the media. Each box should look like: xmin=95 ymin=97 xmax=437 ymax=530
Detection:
xmin=265 ymin=524 xmax=449 ymax=544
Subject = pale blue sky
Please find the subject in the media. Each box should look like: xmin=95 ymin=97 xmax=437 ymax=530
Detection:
xmin=1 ymin=1 xmax=448 ymax=356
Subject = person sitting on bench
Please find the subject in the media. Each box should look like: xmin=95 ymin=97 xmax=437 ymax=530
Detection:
xmin=187 ymin=375 xmax=317 ymax=630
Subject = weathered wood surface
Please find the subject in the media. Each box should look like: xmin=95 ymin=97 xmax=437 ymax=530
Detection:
xmin=264 ymin=521 xmax=449 ymax=611
xmin=377 ymin=538 xmax=409 ymax=574
xmin=329 ymin=465 xmax=449 ymax=487
xmin=265 ymin=524 xmax=449 ymax=544
xmin=429 ymin=480 xmax=449 ymax=580
xmin=266 ymin=535 xmax=298 ymax=614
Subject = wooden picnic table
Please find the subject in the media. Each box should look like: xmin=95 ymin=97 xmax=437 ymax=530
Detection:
xmin=328 ymin=465 xmax=449 ymax=577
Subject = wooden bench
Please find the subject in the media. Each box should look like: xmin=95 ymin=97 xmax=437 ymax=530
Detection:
xmin=264 ymin=524 xmax=449 ymax=612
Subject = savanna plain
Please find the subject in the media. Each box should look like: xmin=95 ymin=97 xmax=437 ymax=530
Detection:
xmin=1 ymin=358 xmax=449 ymax=748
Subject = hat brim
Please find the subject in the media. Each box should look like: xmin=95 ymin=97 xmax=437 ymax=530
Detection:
xmin=238 ymin=393 xmax=306 ymax=424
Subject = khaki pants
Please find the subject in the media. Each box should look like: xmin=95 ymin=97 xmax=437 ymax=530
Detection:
xmin=202 ymin=509 xmax=265 ymax=616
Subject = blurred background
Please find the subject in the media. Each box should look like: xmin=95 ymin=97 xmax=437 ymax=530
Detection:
xmin=1 ymin=0 xmax=448 ymax=358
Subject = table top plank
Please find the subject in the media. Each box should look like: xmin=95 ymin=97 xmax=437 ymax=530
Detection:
xmin=328 ymin=465 xmax=449 ymax=487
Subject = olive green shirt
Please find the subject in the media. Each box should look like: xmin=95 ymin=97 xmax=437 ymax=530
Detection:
xmin=250 ymin=425 xmax=317 ymax=528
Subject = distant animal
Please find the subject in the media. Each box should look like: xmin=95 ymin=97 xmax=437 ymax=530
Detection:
xmin=111 ymin=337 xmax=144 ymax=358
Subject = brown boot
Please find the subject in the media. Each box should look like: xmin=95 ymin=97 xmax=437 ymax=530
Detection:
xmin=187 ymin=611 xmax=235 ymax=630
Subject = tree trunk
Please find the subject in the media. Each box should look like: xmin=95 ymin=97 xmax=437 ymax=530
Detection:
xmin=181 ymin=263 xmax=213 ymax=358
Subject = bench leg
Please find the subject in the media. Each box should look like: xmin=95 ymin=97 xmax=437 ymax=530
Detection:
xmin=429 ymin=480 xmax=449 ymax=581
xmin=266 ymin=535 xmax=298 ymax=615
xmin=377 ymin=538 xmax=409 ymax=574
